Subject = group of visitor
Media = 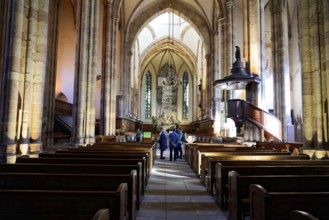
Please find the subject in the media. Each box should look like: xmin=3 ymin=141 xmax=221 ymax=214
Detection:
xmin=159 ymin=126 xmax=185 ymax=161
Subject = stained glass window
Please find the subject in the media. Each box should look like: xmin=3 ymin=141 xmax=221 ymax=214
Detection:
xmin=145 ymin=72 xmax=151 ymax=119
xmin=183 ymin=72 xmax=189 ymax=119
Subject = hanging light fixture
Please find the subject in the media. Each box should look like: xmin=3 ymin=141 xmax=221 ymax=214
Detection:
xmin=162 ymin=1 xmax=182 ymax=88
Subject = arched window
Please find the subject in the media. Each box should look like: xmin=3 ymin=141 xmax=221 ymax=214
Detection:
xmin=145 ymin=71 xmax=152 ymax=119
xmin=182 ymin=72 xmax=189 ymax=119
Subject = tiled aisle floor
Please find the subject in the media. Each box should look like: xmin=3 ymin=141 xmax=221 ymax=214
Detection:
xmin=136 ymin=149 xmax=228 ymax=220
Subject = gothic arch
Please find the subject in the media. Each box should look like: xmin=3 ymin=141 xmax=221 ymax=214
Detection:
xmin=125 ymin=0 xmax=211 ymax=54
xmin=139 ymin=38 xmax=197 ymax=76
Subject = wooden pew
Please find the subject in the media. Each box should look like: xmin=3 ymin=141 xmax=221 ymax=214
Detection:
xmin=193 ymin=147 xmax=272 ymax=174
xmin=228 ymin=171 xmax=329 ymax=220
xmin=0 ymin=163 xmax=144 ymax=209
xmin=16 ymin=157 xmax=148 ymax=193
xmin=290 ymin=210 xmax=319 ymax=220
xmin=205 ymin=154 xmax=310 ymax=195
xmin=185 ymin=143 xmax=250 ymax=168
xmin=249 ymin=184 xmax=329 ymax=220
xmin=0 ymin=183 xmax=128 ymax=220
xmin=200 ymin=151 xmax=290 ymax=184
xmin=83 ymin=142 xmax=156 ymax=167
xmin=53 ymin=150 xmax=151 ymax=174
xmin=40 ymin=152 xmax=150 ymax=180
xmin=0 ymin=171 xmax=136 ymax=220
xmin=62 ymin=146 xmax=154 ymax=174
xmin=215 ymin=163 xmax=329 ymax=210
xmin=55 ymin=149 xmax=151 ymax=175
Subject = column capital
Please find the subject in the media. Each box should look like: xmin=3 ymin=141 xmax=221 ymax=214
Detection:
xmin=218 ymin=17 xmax=227 ymax=25
xmin=104 ymin=0 xmax=113 ymax=5
xmin=269 ymin=0 xmax=281 ymax=13
xmin=226 ymin=0 xmax=235 ymax=9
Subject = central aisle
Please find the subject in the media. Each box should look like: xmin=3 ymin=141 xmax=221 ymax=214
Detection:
xmin=136 ymin=149 xmax=228 ymax=220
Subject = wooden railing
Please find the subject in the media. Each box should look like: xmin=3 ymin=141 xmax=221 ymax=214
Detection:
xmin=227 ymin=99 xmax=282 ymax=141
xmin=55 ymin=99 xmax=73 ymax=116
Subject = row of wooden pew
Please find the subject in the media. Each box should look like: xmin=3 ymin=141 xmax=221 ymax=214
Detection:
xmin=184 ymin=142 xmax=329 ymax=220
xmin=0 ymin=142 xmax=156 ymax=220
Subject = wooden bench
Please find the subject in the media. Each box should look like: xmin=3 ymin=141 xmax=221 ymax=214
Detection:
xmin=193 ymin=148 xmax=279 ymax=176
xmin=0 ymin=183 xmax=128 ymax=220
xmin=200 ymin=151 xmax=290 ymax=184
xmin=228 ymin=171 xmax=329 ymax=220
xmin=0 ymin=171 xmax=136 ymax=220
xmin=16 ymin=156 xmax=148 ymax=192
xmin=52 ymin=149 xmax=154 ymax=179
xmin=62 ymin=146 xmax=155 ymax=173
xmin=205 ymin=154 xmax=310 ymax=196
xmin=83 ymin=142 xmax=156 ymax=166
xmin=185 ymin=143 xmax=250 ymax=168
xmin=250 ymin=184 xmax=329 ymax=220
xmin=290 ymin=210 xmax=319 ymax=220
xmin=0 ymin=163 xmax=144 ymax=209
xmin=184 ymin=143 xmax=246 ymax=166
xmin=215 ymin=163 xmax=329 ymax=210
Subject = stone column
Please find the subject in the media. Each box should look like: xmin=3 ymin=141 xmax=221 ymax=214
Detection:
xmin=87 ymin=0 xmax=99 ymax=145
xmin=42 ymin=0 xmax=60 ymax=148
xmin=101 ymin=0 xmax=119 ymax=136
xmin=4 ymin=0 xmax=49 ymax=160
xmin=5 ymin=0 xmax=24 ymax=159
xmin=205 ymin=53 xmax=211 ymax=118
xmin=270 ymin=0 xmax=292 ymax=141
xmin=226 ymin=0 xmax=235 ymax=74
xmin=299 ymin=1 xmax=313 ymax=147
xmin=120 ymin=42 xmax=132 ymax=118
xmin=299 ymin=0 xmax=329 ymax=148
xmin=214 ymin=18 xmax=222 ymax=132
xmin=72 ymin=0 xmax=99 ymax=146
xmin=29 ymin=0 xmax=50 ymax=153
xmin=0 ymin=0 xmax=15 ymax=162
xmin=243 ymin=0 xmax=249 ymax=72
xmin=247 ymin=0 xmax=262 ymax=107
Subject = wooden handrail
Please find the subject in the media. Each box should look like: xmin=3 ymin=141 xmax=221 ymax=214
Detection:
xmin=227 ymin=99 xmax=282 ymax=141
xmin=55 ymin=99 xmax=73 ymax=116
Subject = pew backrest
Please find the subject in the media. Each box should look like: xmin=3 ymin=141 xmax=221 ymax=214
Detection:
xmin=0 ymin=183 xmax=128 ymax=220
xmin=250 ymin=184 xmax=329 ymax=220
xmin=228 ymin=171 xmax=329 ymax=220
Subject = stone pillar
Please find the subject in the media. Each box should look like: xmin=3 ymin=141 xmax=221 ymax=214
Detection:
xmin=42 ymin=0 xmax=60 ymax=148
xmin=4 ymin=0 xmax=49 ymax=161
xmin=299 ymin=0 xmax=329 ymax=148
xmin=0 ymin=0 xmax=15 ymax=162
xmin=116 ymin=95 xmax=125 ymax=117
xmin=29 ymin=0 xmax=50 ymax=153
xmin=87 ymin=0 xmax=99 ymax=145
xmin=205 ymin=53 xmax=211 ymax=118
xmin=247 ymin=0 xmax=262 ymax=107
xmin=270 ymin=0 xmax=292 ymax=141
xmin=72 ymin=0 xmax=99 ymax=146
xmin=214 ymin=18 xmax=222 ymax=132
xmin=226 ymin=0 xmax=235 ymax=74
xmin=5 ymin=0 xmax=24 ymax=159
xmin=120 ymin=42 xmax=132 ymax=118
xmin=101 ymin=0 xmax=119 ymax=136
xmin=243 ymin=0 xmax=249 ymax=72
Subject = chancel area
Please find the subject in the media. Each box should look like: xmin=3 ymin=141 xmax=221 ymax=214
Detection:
xmin=0 ymin=0 xmax=329 ymax=219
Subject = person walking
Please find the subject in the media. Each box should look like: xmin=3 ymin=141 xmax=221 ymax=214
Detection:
xmin=177 ymin=127 xmax=183 ymax=159
xmin=159 ymin=129 xmax=167 ymax=159
xmin=168 ymin=127 xmax=180 ymax=161
xmin=135 ymin=129 xmax=142 ymax=143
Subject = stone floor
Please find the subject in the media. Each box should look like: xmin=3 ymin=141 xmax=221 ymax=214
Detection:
xmin=136 ymin=149 xmax=228 ymax=220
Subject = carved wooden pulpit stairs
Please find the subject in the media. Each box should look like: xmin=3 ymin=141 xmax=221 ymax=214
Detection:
xmin=227 ymin=99 xmax=282 ymax=142
xmin=213 ymin=46 xmax=282 ymax=142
